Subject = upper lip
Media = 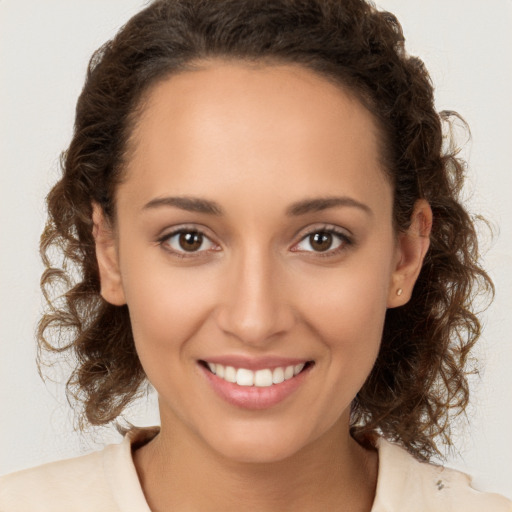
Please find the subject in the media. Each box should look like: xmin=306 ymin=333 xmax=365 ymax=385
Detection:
xmin=199 ymin=355 xmax=312 ymax=371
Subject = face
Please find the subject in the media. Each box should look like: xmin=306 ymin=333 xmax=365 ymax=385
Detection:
xmin=95 ymin=60 xmax=429 ymax=463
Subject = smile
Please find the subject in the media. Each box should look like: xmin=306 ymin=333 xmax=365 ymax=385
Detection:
xmin=199 ymin=358 xmax=314 ymax=409
xmin=204 ymin=362 xmax=307 ymax=387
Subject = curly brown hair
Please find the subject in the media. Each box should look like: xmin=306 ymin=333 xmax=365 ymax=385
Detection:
xmin=38 ymin=0 xmax=493 ymax=461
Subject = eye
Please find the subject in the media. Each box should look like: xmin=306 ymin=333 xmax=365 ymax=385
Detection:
xmin=160 ymin=229 xmax=218 ymax=255
xmin=292 ymin=228 xmax=351 ymax=255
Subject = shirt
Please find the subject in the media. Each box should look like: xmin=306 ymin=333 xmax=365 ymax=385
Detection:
xmin=1 ymin=427 xmax=510 ymax=511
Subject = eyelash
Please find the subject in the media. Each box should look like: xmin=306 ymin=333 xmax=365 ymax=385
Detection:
xmin=157 ymin=225 xmax=353 ymax=259
xmin=292 ymin=226 xmax=354 ymax=257
xmin=157 ymin=226 xmax=219 ymax=259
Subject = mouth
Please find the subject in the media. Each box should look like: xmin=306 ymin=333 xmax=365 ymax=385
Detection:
xmin=199 ymin=360 xmax=314 ymax=388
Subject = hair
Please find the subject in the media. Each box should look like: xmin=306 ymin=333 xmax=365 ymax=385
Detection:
xmin=38 ymin=0 xmax=493 ymax=461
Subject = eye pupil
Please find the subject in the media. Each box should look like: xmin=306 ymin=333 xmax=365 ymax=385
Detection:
xmin=310 ymin=232 xmax=332 ymax=252
xmin=179 ymin=231 xmax=203 ymax=251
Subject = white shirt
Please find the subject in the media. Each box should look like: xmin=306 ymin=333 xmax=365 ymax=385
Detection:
xmin=1 ymin=427 xmax=510 ymax=511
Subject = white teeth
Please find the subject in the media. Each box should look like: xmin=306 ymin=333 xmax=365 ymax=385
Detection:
xmin=272 ymin=367 xmax=285 ymax=384
xmin=206 ymin=362 xmax=308 ymax=387
xmin=225 ymin=366 xmax=236 ymax=383
xmin=254 ymin=369 xmax=273 ymax=387
xmin=236 ymin=368 xmax=254 ymax=386
xmin=294 ymin=363 xmax=305 ymax=375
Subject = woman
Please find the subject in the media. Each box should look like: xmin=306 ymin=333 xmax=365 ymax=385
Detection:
xmin=1 ymin=0 xmax=510 ymax=510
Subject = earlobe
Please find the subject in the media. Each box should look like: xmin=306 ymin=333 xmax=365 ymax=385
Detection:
xmin=92 ymin=203 xmax=126 ymax=306
xmin=387 ymin=199 xmax=432 ymax=308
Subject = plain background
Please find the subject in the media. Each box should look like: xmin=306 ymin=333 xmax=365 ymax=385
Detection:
xmin=1 ymin=0 xmax=511 ymax=499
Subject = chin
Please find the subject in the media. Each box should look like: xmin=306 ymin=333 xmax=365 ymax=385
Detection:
xmin=203 ymin=423 xmax=317 ymax=464
xmin=218 ymin=440 xmax=301 ymax=464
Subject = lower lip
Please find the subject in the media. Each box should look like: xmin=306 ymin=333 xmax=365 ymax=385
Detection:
xmin=200 ymin=364 xmax=312 ymax=410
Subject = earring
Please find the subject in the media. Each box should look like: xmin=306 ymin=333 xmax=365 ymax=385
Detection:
xmin=396 ymin=288 xmax=403 ymax=296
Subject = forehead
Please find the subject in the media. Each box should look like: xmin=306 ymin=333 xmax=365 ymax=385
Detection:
xmin=120 ymin=60 xmax=391 ymax=216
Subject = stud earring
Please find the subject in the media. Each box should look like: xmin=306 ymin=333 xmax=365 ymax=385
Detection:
xmin=396 ymin=288 xmax=403 ymax=296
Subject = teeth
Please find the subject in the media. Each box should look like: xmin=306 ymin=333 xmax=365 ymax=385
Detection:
xmin=225 ymin=366 xmax=236 ymax=383
xmin=205 ymin=362 xmax=307 ymax=387
xmin=254 ymin=369 xmax=273 ymax=387
xmin=236 ymin=368 xmax=254 ymax=386
xmin=294 ymin=363 xmax=305 ymax=374
xmin=272 ymin=367 xmax=285 ymax=384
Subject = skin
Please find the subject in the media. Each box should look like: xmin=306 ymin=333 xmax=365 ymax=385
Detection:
xmin=93 ymin=60 xmax=432 ymax=512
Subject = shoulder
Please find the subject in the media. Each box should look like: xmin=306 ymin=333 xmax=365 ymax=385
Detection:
xmin=0 ymin=428 xmax=156 ymax=512
xmin=373 ymin=438 xmax=512 ymax=512
xmin=0 ymin=446 xmax=118 ymax=512
xmin=0 ymin=450 xmax=108 ymax=511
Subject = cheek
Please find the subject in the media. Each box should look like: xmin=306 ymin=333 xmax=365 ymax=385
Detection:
xmin=300 ymin=254 xmax=392 ymax=333
xmin=120 ymin=253 xmax=216 ymax=370
xmin=295 ymin=247 xmax=394 ymax=379
xmin=122 ymin=262 xmax=220 ymax=422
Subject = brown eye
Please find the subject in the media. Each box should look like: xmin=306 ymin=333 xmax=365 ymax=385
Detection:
xmin=293 ymin=228 xmax=349 ymax=255
xmin=162 ymin=229 xmax=217 ymax=255
xmin=179 ymin=231 xmax=203 ymax=252
xmin=309 ymin=232 xmax=333 ymax=252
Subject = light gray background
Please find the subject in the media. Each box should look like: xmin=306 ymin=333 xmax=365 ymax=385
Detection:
xmin=1 ymin=0 xmax=511 ymax=499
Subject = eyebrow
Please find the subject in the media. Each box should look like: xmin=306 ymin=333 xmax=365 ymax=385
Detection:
xmin=285 ymin=196 xmax=373 ymax=217
xmin=143 ymin=196 xmax=223 ymax=215
xmin=142 ymin=195 xmax=372 ymax=216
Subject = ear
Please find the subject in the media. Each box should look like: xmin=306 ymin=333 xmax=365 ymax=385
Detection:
xmin=92 ymin=203 xmax=126 ymax=306
xmin=387 ymin=199 xmax=432 ymax=308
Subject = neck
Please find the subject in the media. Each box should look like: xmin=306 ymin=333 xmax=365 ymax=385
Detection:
xmin=133 ymin=415 xmax=378 ymax=512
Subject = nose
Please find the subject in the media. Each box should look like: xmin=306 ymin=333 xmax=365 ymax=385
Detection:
xmin=214 ymin=248 xmax=296 ymax=346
